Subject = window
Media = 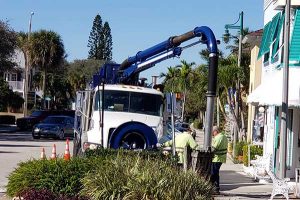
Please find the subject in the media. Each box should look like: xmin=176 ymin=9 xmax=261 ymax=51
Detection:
xmin=94 ymin=90 xmax=163 ymax=116
xmin=4 ymin=73 xmax=10 ymax=81
xmin=11 ymin=73 xmax=17 ymax=81
xmin=129 ymin=92 xmax=162 ymax=116
xmin=94 ymin=90 xmax=129 ymax=112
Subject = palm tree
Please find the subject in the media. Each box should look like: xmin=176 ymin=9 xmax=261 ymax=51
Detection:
xmin=159 ymin=66 xmax=180 ymax=92
xmin=176 ymin=60 xmax=195 ymax=122
xmin=29 ymin=30 xmax=65 ymax=108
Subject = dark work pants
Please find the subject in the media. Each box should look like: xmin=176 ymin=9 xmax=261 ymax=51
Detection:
xmin=211 ymin=162 xmax=222 ymax=191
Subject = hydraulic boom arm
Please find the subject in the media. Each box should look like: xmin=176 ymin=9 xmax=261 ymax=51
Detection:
xmin=95 ymin=26 xmax=218 ymax=150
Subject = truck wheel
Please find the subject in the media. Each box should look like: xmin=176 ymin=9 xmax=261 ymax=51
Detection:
xmin=110 ymin=122 xmax=158 ymax=149
xmin=119 ymin=132 xmax=147 ymax=149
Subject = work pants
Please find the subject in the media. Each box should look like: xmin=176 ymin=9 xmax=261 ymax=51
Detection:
xmin=211 ymin=162 xmax=222 ymax=191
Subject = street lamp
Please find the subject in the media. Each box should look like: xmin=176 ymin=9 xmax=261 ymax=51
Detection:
xmin=23 ymin=11 xmax=34 ymax=117
xmin=224 ymin=11 xmax=243 ymax=158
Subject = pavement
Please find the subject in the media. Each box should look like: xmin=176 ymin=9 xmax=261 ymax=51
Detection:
xmin=193 ymin=127 xmax=298 ymax=199
xmin=215 ymin=156 xmax=272 ymax=200
xmin=0 ymin=125 xmax=73 ymax=200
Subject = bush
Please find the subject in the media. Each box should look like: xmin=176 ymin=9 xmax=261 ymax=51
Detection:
xmin=242 ymin=144 xmax=263 ymax=166
xmin=193 ymin=119 xmax=202 ymax=129
xmin=81 ymin=152 xmax=213 ymax=200
xmin=234 ymin=141 xmax=246 ymax=156
xmin=85 ymin=148 xmax=177 ymax=165
xmin=19 ymin=188 xmax=89 ymax=200
xmin=6 ymin=157 xmax=92 ymax=197
xmin=20 ymin=188 xmax=57 ymax=200
xmin=7 ymin=149 xmax=212 ymax=200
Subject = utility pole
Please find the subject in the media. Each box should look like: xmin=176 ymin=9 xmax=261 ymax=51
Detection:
xmin=224 ymin=11 xmax=244 ymax=158
xmin=279 ymin=0 xmax=291 ymax=179
xmin=23 ymin=11 xmax=34 ymax=117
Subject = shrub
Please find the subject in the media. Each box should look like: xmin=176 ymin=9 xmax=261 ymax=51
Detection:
xmin=242 ymin=144 xmax=263 ymax=166
xmin=85 ymin=148 xmax=178 ymax=166
xmin=19 ymin=188 xmax=57 ymax=200
xmin=6 ymin=157 xmax=93 ymax=197
xmin=81 ymin=152 xmax=213 ymax=200
xmin=234 ymin=141 xmax=246 ymax=156
xmin=19 ymin=188 xmax=89 ymax=200
xmin=7 ymin=149 xmax=213 ymax=200
xmin=193 ymin=119 xmax=202 ymax=129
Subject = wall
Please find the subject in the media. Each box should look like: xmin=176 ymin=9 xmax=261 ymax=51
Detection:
xmin=247 ymin=45 xmax=262 ymax=142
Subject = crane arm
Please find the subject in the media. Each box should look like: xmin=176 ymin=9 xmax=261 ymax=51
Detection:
xmin=93 ymin=26 xmax=218 ymax=150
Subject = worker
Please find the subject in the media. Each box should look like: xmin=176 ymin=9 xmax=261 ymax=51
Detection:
xmin=162 ymin=128 xmax=198 ymax=166
xmin=211 ymin=126 xmax=228 ymax=194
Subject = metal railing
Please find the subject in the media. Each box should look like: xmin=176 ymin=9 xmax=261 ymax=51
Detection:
xmin=7 ymin=81 xmax=24 ymax=91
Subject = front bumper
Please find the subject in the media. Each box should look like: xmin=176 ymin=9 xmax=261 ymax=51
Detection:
xmin=32 ymin=128 xmax=59 ymax=138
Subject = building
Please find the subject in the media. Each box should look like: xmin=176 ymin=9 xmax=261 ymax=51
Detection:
xmin=248 ymin=0 xmax=300 ymax=178
xmin=3 ymin=49 xmax=25 ymax=97
xmin=243 ymin=30 xmax=263 ymax=143
xmin=2 ymin=49 xmax=41 ymax=113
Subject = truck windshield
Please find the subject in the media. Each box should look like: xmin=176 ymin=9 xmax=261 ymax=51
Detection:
xmin=94 ymin=90 xmax=163 ymax=116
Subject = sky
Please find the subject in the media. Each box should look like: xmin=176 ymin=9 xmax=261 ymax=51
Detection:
xmin=0 ymin=0 xmax=263 ymax=82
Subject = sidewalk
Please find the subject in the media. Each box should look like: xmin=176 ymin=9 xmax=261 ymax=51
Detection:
xmin=192 ymin=127 xmax=296 ymax=199
xmin=215 ymin=156 xmax=273 ymax=200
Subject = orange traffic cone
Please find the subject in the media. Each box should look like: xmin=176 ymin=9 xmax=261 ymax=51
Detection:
xmin=40 ymin=147 xmax=46 ymax=160
xmin=50 ymin=144 xmax=57 ymax=160
xmin=64 ymin=139 xmax=71 ymax=161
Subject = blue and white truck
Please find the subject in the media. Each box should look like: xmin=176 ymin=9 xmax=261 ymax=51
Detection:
xmin=73 ymin=26 xmax=219 ymax=155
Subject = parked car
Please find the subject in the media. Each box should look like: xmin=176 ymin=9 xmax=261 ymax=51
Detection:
xmin=17 ymin=110 xmax=75 ymax=130
xmin=32 ymin=115 xmax=74 ymax=139
xmin=17 ymin=110 xmax=52 ymax=130
xmin=175 ymin=122 xmax=190 ymax=132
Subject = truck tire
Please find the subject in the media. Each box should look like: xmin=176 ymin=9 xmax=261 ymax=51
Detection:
xmin=110 ymin=122 xmax=157 ymax=149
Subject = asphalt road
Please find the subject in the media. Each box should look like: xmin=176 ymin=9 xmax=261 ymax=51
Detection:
xmin=0 ymin=129 xmax=73 ymax=194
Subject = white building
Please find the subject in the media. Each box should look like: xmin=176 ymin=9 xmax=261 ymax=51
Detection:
xmin=3 ymin=49 xmax=25 ymax=97
xmin=248 ymin=0 xmax=300 ymax=178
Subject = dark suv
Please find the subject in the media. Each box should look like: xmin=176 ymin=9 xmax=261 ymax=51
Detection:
xmin=16 ymin=110 xmax=52 ymax=130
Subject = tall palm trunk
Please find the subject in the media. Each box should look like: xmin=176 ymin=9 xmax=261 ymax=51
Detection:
xmin=42 ymin=56 xmax=47 ymax=109
xmin=181 ymin=84 xmax=186 ymax=122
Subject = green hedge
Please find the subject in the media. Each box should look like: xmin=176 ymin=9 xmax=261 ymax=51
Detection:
xmin=81 ymin=151 xmax=213 ymax=200
xmin=6 ymin=157 xmax=92 ymax=197
xmin=7 ymin=149 xmax=213 ymax=200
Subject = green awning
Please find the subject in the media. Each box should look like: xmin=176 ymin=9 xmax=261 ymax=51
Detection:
xmin=271 ymin=14 xmax=284 ymax=61
xmin=290 ymin=9 xmax=300 ymax=61
xmin=258 ymin=12 xmax=281 ymax=59
xmin=257 ymin=22 xmax=271 ymax=59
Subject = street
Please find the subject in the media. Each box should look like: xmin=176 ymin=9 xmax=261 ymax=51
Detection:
xmin=0 ymin=128 xmax=73 ymax=194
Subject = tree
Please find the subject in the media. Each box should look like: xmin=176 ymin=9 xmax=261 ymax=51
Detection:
xmin=29 ymin=30 xmax=65 ymax=108
xmin=176 ymin=60 xmax=195 ymax=121
xmin=67 ymin=59 xmax=105 ymax=94
xmin=185 ymin=64 xmax=208 ymax=123
xmin=87 ymin=14 xmax=113 ymax=60
xmin=102 ymin=22 xmax=113 ymax=60
xmin=47 ymin=63 xmax=73 ymax=110
xmin=159 ymin=66 xmax=180 ymax=92
xmin=0 ymin=78 xmax=24 ymax=112
xmin=0 ymin=20 xmax=17 ymax=73
xmin=88 ymin=14 xmax=104 ymax=59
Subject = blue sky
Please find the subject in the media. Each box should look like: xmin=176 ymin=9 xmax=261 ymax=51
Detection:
xmin=1 ymin=0 xmax=263 ymax=82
